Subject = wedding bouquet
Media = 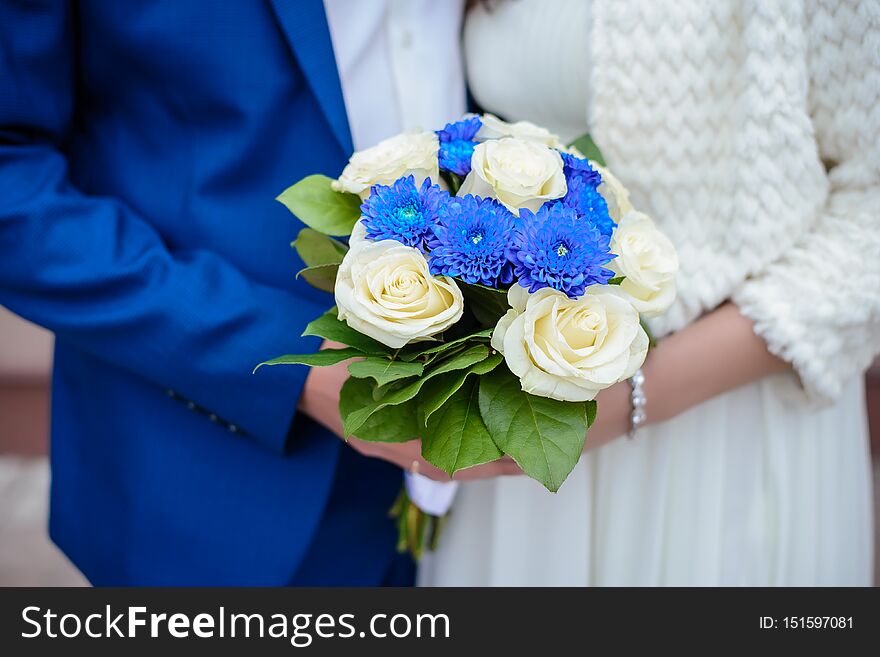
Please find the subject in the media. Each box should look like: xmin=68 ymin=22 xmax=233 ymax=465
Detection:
xmin=258 ymin=114 xmax=678 ymax=555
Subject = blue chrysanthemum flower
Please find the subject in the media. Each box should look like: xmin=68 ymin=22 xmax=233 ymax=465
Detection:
xmin=508 ymin=203 xmax=615 ymax=298
xmin=560 ymin=152 xmax=602 ymax=188
xmin=426 ymin=194 xmax=516 ymax=287
xmin=559 ymin=174 xmax=616 ymax=236
xmin=360 ymin=175 xmax=448 ymax=250
xmin=436 ymin=116 xmax=482 ymax=177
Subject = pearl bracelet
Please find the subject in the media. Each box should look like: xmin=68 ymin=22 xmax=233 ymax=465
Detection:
xmin=628 ymin=369 xmax=646 ymax=439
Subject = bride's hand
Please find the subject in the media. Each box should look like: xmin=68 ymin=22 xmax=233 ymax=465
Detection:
xmin=299 ymin=340 xmax=523 ymax=481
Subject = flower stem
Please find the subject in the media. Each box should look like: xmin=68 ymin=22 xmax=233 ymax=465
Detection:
xmin=388 ymin=485 xmax=447 ymax=560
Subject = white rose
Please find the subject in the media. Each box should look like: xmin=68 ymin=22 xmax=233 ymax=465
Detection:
xmin=332 ymin=132 xmax=440 ymax=199
xmin=591 ymin=161 xmax=633 ymax=221
xmin=610 ymin=211 xmax=679 ymax=317
xmin=335 ymin=240 xmax=463 ymax=348
xmin=476 ymin=113 xmax=562 ymax=148
xmin=491 ymin=285 xmax=648 ymax=402
xmin=348 ymin=218 xmax=368 ymax=251
xmin=459 ymin=138 xmax=566 ymax=214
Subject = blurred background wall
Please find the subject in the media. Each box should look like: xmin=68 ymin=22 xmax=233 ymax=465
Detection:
xmin=0 ymin=308 xmax=86 ymax=585
xmin=1 ymin=307 xmax=878 ymax=586
xmin=0 ymin=307 xmax=52 ymax=455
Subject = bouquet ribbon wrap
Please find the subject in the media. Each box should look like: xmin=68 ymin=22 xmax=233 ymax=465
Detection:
xmin=404 ymin=473 xmax=459 ymax=516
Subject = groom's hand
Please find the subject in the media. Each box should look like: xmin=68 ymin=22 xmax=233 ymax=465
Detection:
xmin=299 ymin=341 xmax=523 ymax=481
xmin=347 ymin=437 xmax=522 ymax=482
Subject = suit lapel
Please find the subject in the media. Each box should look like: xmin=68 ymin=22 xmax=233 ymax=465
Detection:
xmin=269 ymin=0 xmax=354 ymax=155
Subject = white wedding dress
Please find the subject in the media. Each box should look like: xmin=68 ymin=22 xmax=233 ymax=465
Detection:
xmin=418 ymin=0 xmax=874 ymax=586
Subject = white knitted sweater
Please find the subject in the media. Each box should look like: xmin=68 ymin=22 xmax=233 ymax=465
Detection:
xmin=585 ymin=0 xmax=880 ymax=404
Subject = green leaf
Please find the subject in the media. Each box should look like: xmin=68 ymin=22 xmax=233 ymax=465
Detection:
xmin=640 ymin=318 xmax=657 ymax=349
xmin=567 ymin=132 xmax=606 ymax=167
xmin=342 ymin=344 xmax=490 ymax=437
xmin=607 ymin=276 xmax=626 ymax=285
xmin=459 ymin=282 xmax=511 ymax=328
xmin=293 ymin=228 xmax=348 ymax=267
xmin=277 ymin=174 xmax=361 ymax=236
xmin=253 ymin=347 xmax=362 ymax=373
xmin=478 ymin=367 xmax=588 ymax=492
xmin=369 ymin=342 xmax=491 ymax=404
xmin=439 ymin=170 xmax=463 ymax=196
xmin=347 ymin=357 xmax=424 ymax=387
xmin=339 ymin=377 xmax=419 ymax=443
xmin=419 ymin=352 xmax=503 ymax=424
xmin=398 ymin=328 xmax=493 ymax=362
xmin=422 ymin=377 xmax=503 ymax=476
xmin=586 ymin=400 xmax=597 ymax=428
xmin=303 ymin=309 xmax=391 ymax=355
xmin=296 ymin=263 xmax=338 ymax=293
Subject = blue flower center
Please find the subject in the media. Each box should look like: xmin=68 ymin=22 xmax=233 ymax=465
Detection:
xmin=426 ymin=193 xmax=516 ymax=288
xmin=450 ymin=140 xmax=473 ymax=157
xmin=396 ymin=205 xmax=420 ymax=225
xmin=555 ymin=242 xmax=570 ymax=257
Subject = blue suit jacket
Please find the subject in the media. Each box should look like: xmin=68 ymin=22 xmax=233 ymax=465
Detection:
xmin=0 ymin=0 xmax=406 ymax=584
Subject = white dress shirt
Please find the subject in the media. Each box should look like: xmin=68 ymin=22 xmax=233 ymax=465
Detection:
xmin=323 ymin=0 xmax=466 ymax=150
xmin=323 ymin=0 xmax=466 ymax=514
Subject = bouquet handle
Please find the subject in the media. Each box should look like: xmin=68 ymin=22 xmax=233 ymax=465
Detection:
xmin=389 ymin=475 xmax=459 ymax=559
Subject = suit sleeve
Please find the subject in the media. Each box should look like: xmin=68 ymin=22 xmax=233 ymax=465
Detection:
xmin=733 ymin=0 xmax=880 ymax=404
xmin=0 ymin=1 xmax=325 ymax=452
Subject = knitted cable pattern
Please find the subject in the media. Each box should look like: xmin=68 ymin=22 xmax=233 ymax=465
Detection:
xmin=588 ymin=0 xmax=880 ymax=404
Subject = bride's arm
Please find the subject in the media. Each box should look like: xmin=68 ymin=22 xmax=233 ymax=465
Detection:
xmin=589 ymin=3 xmax=880 ymax=451
xmin=584 ymin=302 xmax=789 ymax=450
